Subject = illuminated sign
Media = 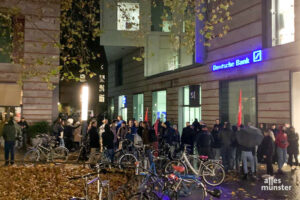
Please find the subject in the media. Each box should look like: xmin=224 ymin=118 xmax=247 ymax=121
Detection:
xmin=212 ymin=50 xmax=263 ymax=71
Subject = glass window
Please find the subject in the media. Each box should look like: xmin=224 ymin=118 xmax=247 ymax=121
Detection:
xmin=108 ymin=97 xmax=115 ymax=120
xmin=220 ymin=78 xmax=256 ymax=126
xmin=133 ymin=93 xmax=144 ymax=121
xmin=272 ymin=0 xmax=294 ymax=46
xmin=178 ymin=86 xmax=201 ymax=132
xmin=151 ymin=1 xmax=172 ymax=32
xmin=118 ymin=95 xmax=127 ymax=122
xmin=117 ymin=2 xmax=140 ymax=31
xmin=0 ymin=17 xmax=12 ymax=63
xmin=152 ymin=90 xmax=167 ymax=122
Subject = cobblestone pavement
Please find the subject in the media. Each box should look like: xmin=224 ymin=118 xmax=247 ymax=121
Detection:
xmin=180 ymin=164 xmax=300 ymax=200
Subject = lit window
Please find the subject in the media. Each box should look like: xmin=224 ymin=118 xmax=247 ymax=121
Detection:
xmin=118 ymin=95 xmax=127 ymax=121
xmin=178 ymin=86 xmax=201 ymax=132
xmin=272 ymin=0 xmax=294 ymax=46
xmin=152 ymin=91 xmax=166 ymax=122
xmin=133 ymin=93 xmax=144 ymax=121
xmin=117 ymin=2 xmax=140 ymax=31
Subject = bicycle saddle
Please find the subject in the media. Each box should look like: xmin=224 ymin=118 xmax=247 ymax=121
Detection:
xmin=172 ymin=165 xmax=185 ymax=173
xmin=199 ymin=155 xmax=209 ymax=160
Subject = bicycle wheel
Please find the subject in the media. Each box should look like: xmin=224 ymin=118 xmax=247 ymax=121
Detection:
xmin=23 ymin=149 xmax=40 ymax=166
xmin=164 ymin=160 xmax=186 ymax=175
xmin=187 ymin=155 xmax=201 ymax=174
xmin=177 ymin=179 xmax=205 ymax=200
xmin=53 ymin=146 xmax=69 ymax=163
xmin=201 ymin=162 xmax=225 ymax=186
xmin=118 ymin=154 xmax=138 ymax=169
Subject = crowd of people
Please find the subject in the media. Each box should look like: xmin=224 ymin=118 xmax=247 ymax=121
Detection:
xmin=1 ymin=113 xmax=299 ymax=181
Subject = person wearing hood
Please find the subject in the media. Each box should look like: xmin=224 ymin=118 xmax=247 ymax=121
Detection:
xmin=211 ymin=123 xmax=222 ymax=160
xmin=102 ymin=124 xmax=115 ymax=162
xmin=219 ymin=122 xmax=234 ymax=171
xmin=261 ymin=130 xmax=275 ymax=176
xmin=181 ymin=122 xmax=195 ymax=154
xmin=161 ymin=121 xmax=176 ymax=146
xmin=196 ymin=125 xmax=214 ymax=158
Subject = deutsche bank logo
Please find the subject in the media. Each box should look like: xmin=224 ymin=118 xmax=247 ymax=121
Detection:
xmin=253 ymin=50 xmax=262 ymax=63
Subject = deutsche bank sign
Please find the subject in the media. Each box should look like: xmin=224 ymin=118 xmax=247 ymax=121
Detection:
xmin=212 ymin=50 xmax=263 ymax=71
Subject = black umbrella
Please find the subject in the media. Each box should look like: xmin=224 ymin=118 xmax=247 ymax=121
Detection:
xmin=236 ymin=126 xmax=264 ymax=148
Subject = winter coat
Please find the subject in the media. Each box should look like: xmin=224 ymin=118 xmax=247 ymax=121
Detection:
xmin=102 ymin=125 xmax=114 ymax=149
xmin=275 ymin=132 xmax=289 ymax=149
xmin=287 ymin=132 xmax=299 ymax=154
xmin=117 ymin=127 xmax=128 ymax=140
xmin=2 ymin=120 xmax=21 ymax=142
xmin=89 ymin=126 xmax=100 ymax=148
xmin=260 ymin=136 xmax=274 ymax=157
xmin=73 ymin=125 xmax=82 ymax=143
xmin=181 ymin=126 xmax=195 ymax=146
xmin=219 ymin=128 xmax=234 ymax=147
xmin=211 ymin=128 xmax=222 ymax=148
xmin=196 ymin=131 xmax=214 ymax=148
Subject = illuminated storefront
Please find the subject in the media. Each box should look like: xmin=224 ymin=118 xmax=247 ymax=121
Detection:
xmin=152 ymin=91 xmax=166 ymax=122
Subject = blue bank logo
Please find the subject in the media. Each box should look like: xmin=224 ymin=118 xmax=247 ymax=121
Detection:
xmin=253 ymin=50 xmax=262 ymax=63
xmin=212 ymin=50 xmax=263 ymax=71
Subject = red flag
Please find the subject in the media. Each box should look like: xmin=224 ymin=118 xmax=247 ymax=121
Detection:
xmin=237 ymin=89 xmax=242 ymax=127
xmin=145 ymin=107 xmax=149 ymax=122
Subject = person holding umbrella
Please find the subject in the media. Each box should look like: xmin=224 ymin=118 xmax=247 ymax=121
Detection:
xmin=236 ymin=125 xmax=264 ymax=180
xmin=275 ymin=127 xmax=289 ymax=174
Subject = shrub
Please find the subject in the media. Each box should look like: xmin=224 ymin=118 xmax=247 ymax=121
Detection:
xmin=28 ymin=121 xmax=50 ymax=138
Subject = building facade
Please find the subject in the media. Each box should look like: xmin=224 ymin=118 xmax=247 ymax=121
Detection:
xmin=0 ymin=0 xmax=60 ymax=123
xmin=104 ymin=0 xmax=300 ymax=133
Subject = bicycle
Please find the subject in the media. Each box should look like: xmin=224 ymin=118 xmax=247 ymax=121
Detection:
xmin=167 ymin=165 xmax=222 ymax=200
xmin=68 ymin=167 xmax=110 ymax=200
xmin=164 ymin=144 xmax=225 ymax=186
xmin=23 ymin=134 xmax=69 ymax=165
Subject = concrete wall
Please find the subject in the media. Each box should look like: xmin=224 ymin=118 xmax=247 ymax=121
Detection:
xmin=0 ymin=0 xmax=60 ymax=123
xmin=107 ymin=0 xmax=300 ymax=128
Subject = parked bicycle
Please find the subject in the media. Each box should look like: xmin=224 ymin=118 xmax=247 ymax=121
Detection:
xmin=164 ymin=144 xmax=225 ymax=186
xmin=23 ymin=134 xmax=69 ymax=165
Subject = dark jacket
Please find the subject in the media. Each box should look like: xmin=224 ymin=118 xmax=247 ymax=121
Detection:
xmin=102 ymin=125 xmax=114 ymax=149
xmin=287 ymin=132 xmax=299 ymax=154
xmin=3 ymin=120 xmax=21 ymax=142
xmin=18 ymin=121 xmax=29 ymax=133
xmin=211 ymin=127 xmax=222 ymax=148
xmin=196 ymin=131 xmax=214 ymax=148
xmin=162 ymin=122 xmax=177 ymax=145
xmin=89 ymin=126 xmax=100 ymax=148
xmin=181 ymin=126 xmax=195 ymax=146
xmin=219 ymin=128 xmax=234 ymax=147
xmin=260 ymin=136 xmax=274 ymax=157
xmin=142 ymin=128 xmax=151 ymax=145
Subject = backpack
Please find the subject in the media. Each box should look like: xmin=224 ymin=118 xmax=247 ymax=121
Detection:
xmin=134 ymin=133 xmax=143 ymax=148
xmin=276 ymin=133 xmax=289 ymax=148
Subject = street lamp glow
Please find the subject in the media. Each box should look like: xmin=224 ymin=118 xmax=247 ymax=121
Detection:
xmin=81 ymin=85 xmax=89 ymax=121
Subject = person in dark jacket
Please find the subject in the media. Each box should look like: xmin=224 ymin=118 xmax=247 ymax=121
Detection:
xmin=161 ymin=121 xmax=176 ymax=146
xmin=141 ymin=121 xmax=153 ymax=164
xmin=88 ymin=121 xmax=100 ymax=154
xmin=64 ymin=118 xmax=80 ymax=151
xmin=261 ymin=130 xmax=275 ymax=176
xmin=211 ymin=124 xmax=222 ymax=160
xmin=181 ymin=122 xmax=195 ymax=154
xmin=287 ymin=127 xmax=299 ymax=169
xmin=18 ymin=117 xmax=29 ymax=149
xmin=196 ymin=125 xmax=214 ymax=158
xmin=219 ymin=122 xmax=234 ymax=171
xmin=102 ymin=124 xmax=115 ymax=162
xmin=2 ymin=118 xmax=21 ymax=165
